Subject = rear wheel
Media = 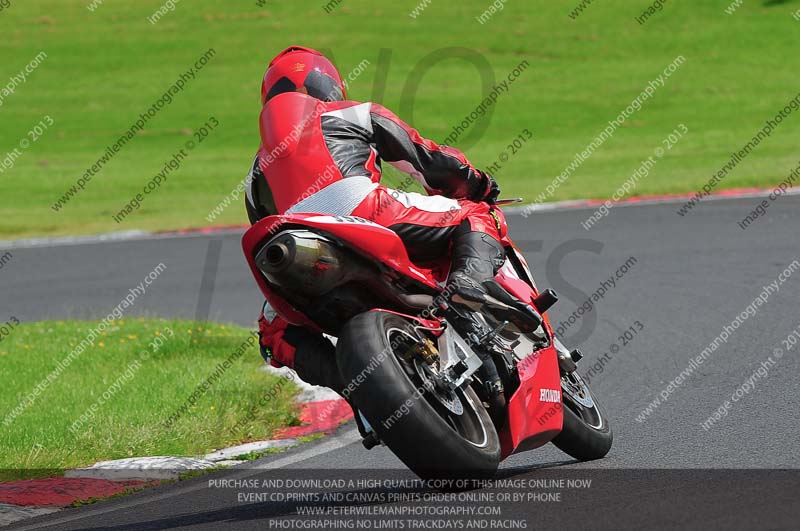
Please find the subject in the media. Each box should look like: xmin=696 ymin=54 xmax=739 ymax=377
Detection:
xmin=551 ymin=371 xmax=613 ymax=460
xmin=337 ymin=311 xmax=500 ymax=479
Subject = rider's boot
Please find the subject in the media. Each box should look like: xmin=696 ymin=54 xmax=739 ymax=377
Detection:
xmin=446 ymin=227 xmax=542 ymax=333
xmin=292 ymin=334 xmax=347 ymax=394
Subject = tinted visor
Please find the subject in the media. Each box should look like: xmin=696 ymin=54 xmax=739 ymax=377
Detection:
xmin=266 ymin=70 xmax=343 ymax=103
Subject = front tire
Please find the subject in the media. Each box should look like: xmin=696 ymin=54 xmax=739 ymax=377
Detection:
xmin=337 ymin=311 xmax=500 ymax=479
xmin=551 ymin=371 xmax=613 ymax=461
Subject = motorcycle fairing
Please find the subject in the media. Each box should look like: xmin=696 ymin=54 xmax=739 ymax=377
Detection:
xmin=242 ymin=213 xmax=565 ymax=460
xmin=499 ymin=342 xmax=563 ymax=458
xmin=244 ymin=214 xmax=440 ymax=286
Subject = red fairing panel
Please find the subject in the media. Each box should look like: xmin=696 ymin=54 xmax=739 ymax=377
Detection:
xmin=494 ymin=258 xmax=564 ymax=458
xmin=242 ymin=213 xmax=441 ymax=299
xmin=296 ymin=214 xmax=441 ymax=288
xmin=242 ymin=217 xmax=319 ymax=329
xmin=499 ymin=343 xmax=563 ymax=458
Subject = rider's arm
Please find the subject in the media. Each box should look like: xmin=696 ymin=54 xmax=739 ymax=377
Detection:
xmin=368 ymin=103 xmax=496 ymax=201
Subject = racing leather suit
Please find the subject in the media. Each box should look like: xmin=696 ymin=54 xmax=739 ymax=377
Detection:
xmin=246 ymin=92 xmax=505 ymax=392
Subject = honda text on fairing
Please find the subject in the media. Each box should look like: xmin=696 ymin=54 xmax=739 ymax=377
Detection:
xmin=242 ymin=203 xmax=612 ymax=478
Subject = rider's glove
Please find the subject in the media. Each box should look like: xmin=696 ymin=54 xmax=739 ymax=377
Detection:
xmin=470 ymin=171 xmax=500 ymax=204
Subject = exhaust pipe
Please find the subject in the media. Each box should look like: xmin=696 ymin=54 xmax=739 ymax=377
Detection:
xmin=255 ymin=230 xmax=349 ymax=296
xmin=261 ymin=241 xmax=292 ymax=272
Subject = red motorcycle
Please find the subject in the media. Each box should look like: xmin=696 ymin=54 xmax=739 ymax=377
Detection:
xmin=242 ymin=204 xmax=612 ymax=478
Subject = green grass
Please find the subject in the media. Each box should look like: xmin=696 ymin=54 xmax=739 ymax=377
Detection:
xmin=0 ymin=0 xmax=798 ymax=238
xmin=0 ymin=319 xmax=299 ymax=480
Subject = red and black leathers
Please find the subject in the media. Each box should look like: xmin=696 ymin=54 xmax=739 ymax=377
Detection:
xmin=248 ymin=92 xmax=505 ymax=375
xmin=246 ymin=93 xmax=499 ymax=222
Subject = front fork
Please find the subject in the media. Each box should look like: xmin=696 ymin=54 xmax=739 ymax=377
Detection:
xmin=554 ymin=337 xmax=583 ymax=374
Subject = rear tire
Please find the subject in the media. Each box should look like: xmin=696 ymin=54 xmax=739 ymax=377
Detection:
xmin=337 ymin=311 xmax=500 ymax=479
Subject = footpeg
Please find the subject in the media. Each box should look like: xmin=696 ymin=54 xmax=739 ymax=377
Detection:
xmin=362 ymin=432 xmax=381 ymax=450
xmin=485 ymin=379 xmax=507 ymax=428
xmin=485 ymin=379 xmax=504 ymax=397
xmin=356 ymin=410 xmax=381 ymax=450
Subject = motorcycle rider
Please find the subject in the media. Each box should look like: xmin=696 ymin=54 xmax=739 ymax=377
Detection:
xmin=246 ymin=46 xmax=540 ymax=393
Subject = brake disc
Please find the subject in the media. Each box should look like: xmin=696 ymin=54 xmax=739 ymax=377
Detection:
xmin=413 ymin=359 xmax=464 ymax=415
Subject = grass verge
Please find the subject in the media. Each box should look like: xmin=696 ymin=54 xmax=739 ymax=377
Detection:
xmin=0 ymin=1 xmax=798 ymax=238
xmin=0 ymin=319 xmax=299 ymax=481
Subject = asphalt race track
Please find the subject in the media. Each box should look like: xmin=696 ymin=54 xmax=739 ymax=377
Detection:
xmin=4 ymin=195 xmax=800 ymax=529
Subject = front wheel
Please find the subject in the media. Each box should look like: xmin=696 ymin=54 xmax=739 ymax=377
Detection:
xmin=551 ymin=371 xmax=613 ymax=461
xmin=336 ymin=311 xmax=500 ymax=479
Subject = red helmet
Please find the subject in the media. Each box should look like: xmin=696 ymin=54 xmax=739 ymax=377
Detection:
xmin=261 ymin=46 xmax=346 ymax=105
